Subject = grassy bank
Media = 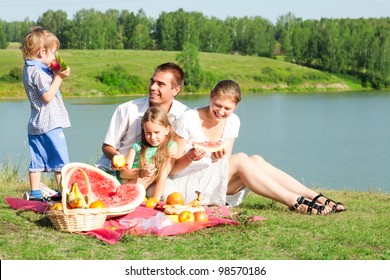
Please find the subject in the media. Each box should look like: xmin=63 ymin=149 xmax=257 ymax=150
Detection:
xmin=0 ymin=44 xmax=364 ymax=99
xmin=0 ymin=163 xmax=389 ymax=260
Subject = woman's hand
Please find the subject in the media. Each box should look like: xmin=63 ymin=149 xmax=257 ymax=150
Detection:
xmin=211 ymin=148 xmax=226 ymax=161
xmin=186 ymin=148 xmax=206 ymax=161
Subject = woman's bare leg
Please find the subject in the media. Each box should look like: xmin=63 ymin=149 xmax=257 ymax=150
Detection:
xmin=249 ymin=155 xmax=345 ymax=211
xmin=249 ymin=155 xmax=319 ymax=199
xmin=226 ymin=153 xmax=331 ymax=214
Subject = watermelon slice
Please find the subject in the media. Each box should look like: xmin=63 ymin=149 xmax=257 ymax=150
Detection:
xmin=61 ymin=162 xmax=145 ymax=217
xmin=192 ymin=140 xmax=229 ymax=153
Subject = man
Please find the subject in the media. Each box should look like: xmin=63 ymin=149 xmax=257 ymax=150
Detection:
xmin=96 ymin=63 xmax=189 ymax=188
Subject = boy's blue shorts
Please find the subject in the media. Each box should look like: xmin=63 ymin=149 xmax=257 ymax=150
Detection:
xmin=28 ymin=127 xmax=69 ymax=173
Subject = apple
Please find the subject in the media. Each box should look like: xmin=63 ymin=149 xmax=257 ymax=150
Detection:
xmin=194 ymin=211 xmax=208 ymax=222
xmin=145 ymin=197 xmax=159 ymax=209
xmin=112 ymin=154 xmax=126 ymax=168
xmin=178 ymin=210 xmax=195 ymax=222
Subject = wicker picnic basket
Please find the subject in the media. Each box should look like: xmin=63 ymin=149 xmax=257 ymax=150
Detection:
xmin=47 ymin=167 xmax=107 ymax=232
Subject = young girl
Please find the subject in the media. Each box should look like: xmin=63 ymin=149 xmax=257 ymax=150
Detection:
xmin=171 ymin=80 xmax=346 ymax=215
xmin=119 ymin=107 xmax=177 ymax=200
xmin=21 ymin=26 xmax=71 ymax=201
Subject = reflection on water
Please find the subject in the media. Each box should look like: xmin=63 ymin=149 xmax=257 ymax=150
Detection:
xmin=1 ymin=92 xmax=389 ymax=192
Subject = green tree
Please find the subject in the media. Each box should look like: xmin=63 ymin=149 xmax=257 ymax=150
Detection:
xmin=126 ymin=9 xmax=152 ymax=49
xmin=244 ymin=16 xmax=275 ymax=57
xmin=69 ymin=9 xmax=109 ymax=49
xmin=176 ymin=42 xmax=203 ymax=91
xmin=0 ymin=20 xmax=8 ymax=49
xmin=104 ymin=9 xmax=123 ymax=49
xmin=120 ymin=10 xmax=136 ymax=49
xmin=155 ymin=11 xmax=177 ymax=50
xmin=275 ymin=13 xmax=297 ymax=58
xmin=156 ymin=9 xmax=203 ymax=51
xmin=37 ymin=10 xmax=70 ymax=48
xmin=200 ymin=16 xmax=231 ymax=53
xmin=5 ymin=18 xmax=35 ymax=43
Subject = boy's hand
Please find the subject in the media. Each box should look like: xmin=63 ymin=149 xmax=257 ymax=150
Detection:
xmin=57 ymin=67 xmax=70 ymax=79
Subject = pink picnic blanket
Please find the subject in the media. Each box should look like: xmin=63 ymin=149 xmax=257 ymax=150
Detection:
xmin=5 ymin=196 xmax=256 ymax=245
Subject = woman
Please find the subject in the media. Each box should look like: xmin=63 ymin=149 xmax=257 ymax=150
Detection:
xmin=170 ymin=80 xmax=345 ymax=215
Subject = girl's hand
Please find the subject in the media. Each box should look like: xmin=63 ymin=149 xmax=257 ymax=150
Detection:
xmin=187 ymin=148 xmax=206 ymax=161
xmin=139 ymin=164 xmax=157 ymax=178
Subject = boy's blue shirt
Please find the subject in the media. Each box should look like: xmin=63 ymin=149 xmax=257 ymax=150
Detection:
xmin=25 ymin=59 xmax=54 ymax=77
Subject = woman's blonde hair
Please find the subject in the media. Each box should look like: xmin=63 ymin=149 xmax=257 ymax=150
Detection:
xmin=139 ymin=107 xmax=173 ymax=180
xmin=210 ymin=79 xmax=241 ymax=104
xmin=21 ymin=26 xmax=60 ymax=60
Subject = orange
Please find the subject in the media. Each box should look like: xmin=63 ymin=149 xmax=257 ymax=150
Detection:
xmin=50 ymin=203 xmax=63 ymax=211
xmin=146 ymin=197 xmax=159 ymax=208
xmin=194 ymin=211 xmax=208 ymax=222
xmin=112 ymin=154 xmax=126 ymax=168
xmin=178 ymin=211 xmax=195 ymax=222
xmin=166 ymin=192 xmax=184 ymax=205
xmin=89 ymin=200 xmax=106 ymax=208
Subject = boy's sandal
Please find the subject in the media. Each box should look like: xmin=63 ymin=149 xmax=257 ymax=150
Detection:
xmin=289 ymin=196 xmax=326 ymax=215
xmin=312 ymin=193 xmax=346 ymax=213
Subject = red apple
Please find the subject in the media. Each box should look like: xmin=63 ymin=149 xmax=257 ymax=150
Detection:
xmin=194 ymin=211 xmax=208 ymax=222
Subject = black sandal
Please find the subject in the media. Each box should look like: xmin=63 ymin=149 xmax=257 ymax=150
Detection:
xmin=289 ymin=196 xmax=326 ymax=215
xmin=312 ymin=193 xmax=346 ymax=213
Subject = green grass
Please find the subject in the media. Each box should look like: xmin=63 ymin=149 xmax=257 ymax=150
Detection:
xmin=0 ymin=43 xmax=364 ymax=99
xmin=0 ymin=162 xmax=388 ymax=260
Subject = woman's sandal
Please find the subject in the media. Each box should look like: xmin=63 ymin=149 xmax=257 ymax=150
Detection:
xmin=311 ymin=193 xmax=346 ymax=213
xmin=289 ymin=196 xmax=326 ymax=215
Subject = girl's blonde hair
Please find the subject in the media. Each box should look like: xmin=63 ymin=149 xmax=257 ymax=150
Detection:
xmin=139 ymin=107 xmax=173 ymax=180
xmin=210 ymin=80 xmax=242 ymax=104
xmin=21 ymin=26 xmax=60 ymax=60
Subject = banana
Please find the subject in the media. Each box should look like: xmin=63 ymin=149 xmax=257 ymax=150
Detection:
xmin=188 ymin=191 xmax=201 ymax=207
xmin=66 ymin=182 xmax=87 ymax=208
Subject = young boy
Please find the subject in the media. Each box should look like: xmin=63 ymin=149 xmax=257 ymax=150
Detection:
xmin=21 ymin=26 xmax=71 ymax=201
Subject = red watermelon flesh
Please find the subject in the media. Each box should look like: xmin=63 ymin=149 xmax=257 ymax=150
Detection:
xmin=61 ymin=163 xmax=146 ymax=216
xmin=192 ymin=140 xmax=229 ymax=153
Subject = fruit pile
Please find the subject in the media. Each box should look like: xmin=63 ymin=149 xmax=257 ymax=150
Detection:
xmin=49 ymin=182 xmax=106 ymax=211
xmin=145 ymin=191 xmax=208 ymax=223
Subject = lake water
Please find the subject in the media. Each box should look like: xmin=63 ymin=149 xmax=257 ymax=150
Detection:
xmin=1 ymin=91 xmax=389 ymax=193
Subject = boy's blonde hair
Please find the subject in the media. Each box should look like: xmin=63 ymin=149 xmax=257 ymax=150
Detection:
xmin=21 ymin=26 xmax=60 ymax=60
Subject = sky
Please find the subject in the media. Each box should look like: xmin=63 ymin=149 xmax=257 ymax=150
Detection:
xmin=0 ymin=0 xmax=389 ymax=23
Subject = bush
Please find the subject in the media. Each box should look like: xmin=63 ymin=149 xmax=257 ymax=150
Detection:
xmin=286 ymin=74 xmax=303 ymax=85
xmin=0 ymin=67 xmax=22 ymax=82
xmin=96 ymin=65 xmax=145 ymax=94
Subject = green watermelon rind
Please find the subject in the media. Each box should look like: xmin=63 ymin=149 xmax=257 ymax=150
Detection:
xmin=61 ymin=162 xmax=146 ymax=216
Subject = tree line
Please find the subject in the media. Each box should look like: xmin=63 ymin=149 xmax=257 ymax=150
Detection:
xmin=0 ymin=8 xmax=389 ymax=89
